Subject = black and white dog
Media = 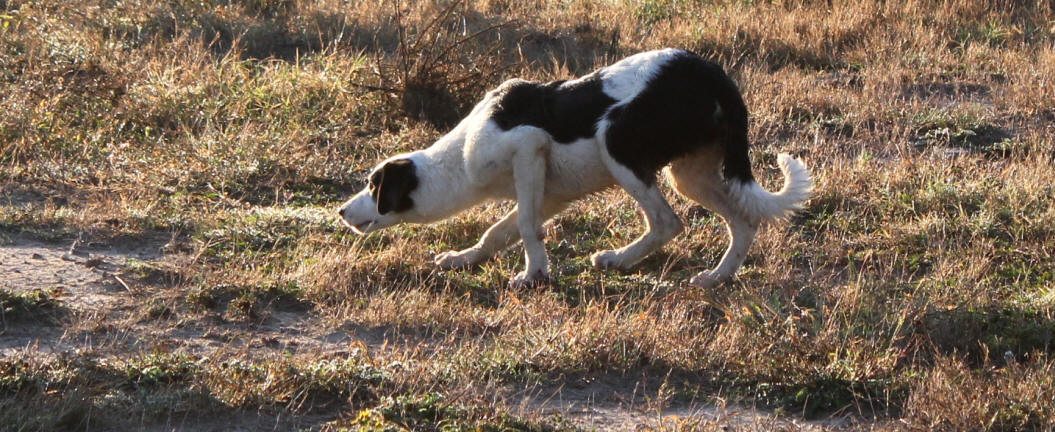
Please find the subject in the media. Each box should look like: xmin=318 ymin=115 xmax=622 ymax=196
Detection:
xmin=339 ymin=49 xmax=812 ymax=288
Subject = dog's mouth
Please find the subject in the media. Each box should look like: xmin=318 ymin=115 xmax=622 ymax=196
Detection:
xmin=347 ymin=219 xmax=376 ymax=234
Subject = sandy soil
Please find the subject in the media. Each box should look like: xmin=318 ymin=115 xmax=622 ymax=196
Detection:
xmin=0 ymin=234 xmax=354 ymax=358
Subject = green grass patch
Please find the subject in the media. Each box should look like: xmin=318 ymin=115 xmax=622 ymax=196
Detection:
xmin=0 ymin=289 xmax=63 ymax=323
xmin=337 ymin=392 xmax=574 ymax=432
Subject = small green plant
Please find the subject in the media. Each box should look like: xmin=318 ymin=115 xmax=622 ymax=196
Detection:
xmin=0 ymin=288 xmax=61 ymax=321
xmin=339 ymin=392 xmax=564 ymax=432
xmin=635 ymin=0 xmax=680 ymax=25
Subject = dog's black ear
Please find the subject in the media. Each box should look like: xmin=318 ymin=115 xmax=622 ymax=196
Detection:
xmin=370 ymin=159 xmax=419 ymax=215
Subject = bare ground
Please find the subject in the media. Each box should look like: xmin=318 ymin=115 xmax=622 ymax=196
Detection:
xmin=1 ymin=234 xmax=355 ymax=357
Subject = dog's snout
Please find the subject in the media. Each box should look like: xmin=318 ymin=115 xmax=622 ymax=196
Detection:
xmin=338 ymin=207 xmax=346 ymax=217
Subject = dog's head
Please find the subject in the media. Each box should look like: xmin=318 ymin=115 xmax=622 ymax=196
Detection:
xmin=338 ymin=157 xmax=420 ymax=234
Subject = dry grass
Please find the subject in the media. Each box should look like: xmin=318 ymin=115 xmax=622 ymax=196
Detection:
xmin=2 ymin=0 xmax=1055 ymax=430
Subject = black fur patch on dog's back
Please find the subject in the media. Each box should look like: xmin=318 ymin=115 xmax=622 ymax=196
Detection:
xmin=369 ymin=159 xmax=418 ymax=214
xmin=604 ymin=51 xmax=755 ymax=185
xmin=490 ymin=75 xmax=617 ymax=144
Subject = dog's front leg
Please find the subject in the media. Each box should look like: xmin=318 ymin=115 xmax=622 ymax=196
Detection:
xmin=436 ymin=200 xmax=569 ymax=270
xmin=435 ymin=208 xmax=520 ymax=270
xmin=509 ymin=133 xmax=550 ymax=288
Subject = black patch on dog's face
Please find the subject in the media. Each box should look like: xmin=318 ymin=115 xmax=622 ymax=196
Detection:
xmin=490 ymin=75 xmax=617 ymax=144
xmin=369 ymin=159 xmax=419 ymax=214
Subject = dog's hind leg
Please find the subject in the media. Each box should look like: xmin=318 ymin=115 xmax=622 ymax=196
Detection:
xmin=591 ymin=152 xmax=684 ymax=271
xmin=667 ymin=150 xmax=759 ymax=287
xmin=435 ymin=200 xmax=568 ymax=270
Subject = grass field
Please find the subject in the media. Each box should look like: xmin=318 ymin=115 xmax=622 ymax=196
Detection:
xmin=2 ymin=0 xmax=1054 ymax=430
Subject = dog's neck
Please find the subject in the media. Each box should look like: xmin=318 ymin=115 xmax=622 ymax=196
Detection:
xmin=407 ymin=129 xmax=482 ymax=223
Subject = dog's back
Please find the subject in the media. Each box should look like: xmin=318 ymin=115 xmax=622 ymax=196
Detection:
xmin=484 ymin=49 xmax=751 ymax=187
xmin=597 ymin=49 xmax=751 ymax=185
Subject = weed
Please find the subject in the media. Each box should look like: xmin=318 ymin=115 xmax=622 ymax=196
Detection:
xmin=186 ymin=281 xmax=309 ymax=320
xmin=335 ymin=392 xmax=567 ymax=432
xmin=356 ymin=0 xmax=515 ymax=127
xmin=0 ymin=288 xmax=62 ymax=322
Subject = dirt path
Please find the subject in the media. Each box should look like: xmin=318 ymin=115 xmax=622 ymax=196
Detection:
xmin=0 ymin=235 xmax=349 ymax=357
xmin=1 ymin=236 xmax=128 ymax=353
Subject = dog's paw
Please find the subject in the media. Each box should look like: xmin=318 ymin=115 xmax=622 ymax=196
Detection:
xmin=689 ymin=270 xmax=722 ymax=288
xmin=435 ymin=249 xmax=479 ymax=270
xmin=509 ymin=269 xmax=550 ymax=289
xmin=590 ymin=250 xmax=629 ymax=270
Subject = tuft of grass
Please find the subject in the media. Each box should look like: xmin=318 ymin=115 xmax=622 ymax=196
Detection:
xmin=0 ymin=288 xmax=62 ymax=323
xmin=0 ymin=349 xmax=398 ymax=429
xmin=329 ymin=392 xmax=572 ymax=432
xmin=185 ymin=280 xmax=309 ymax=322
xmin=905 ymin=355 xmax=1055 ymax=431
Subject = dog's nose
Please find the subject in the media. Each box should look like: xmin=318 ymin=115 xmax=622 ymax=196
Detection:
xmin=338 ymin=207 xmax=346 ymax=217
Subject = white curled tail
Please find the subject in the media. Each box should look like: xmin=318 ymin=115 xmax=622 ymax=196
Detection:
xmin=728 ymin=153 xmax=813 ymax=220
